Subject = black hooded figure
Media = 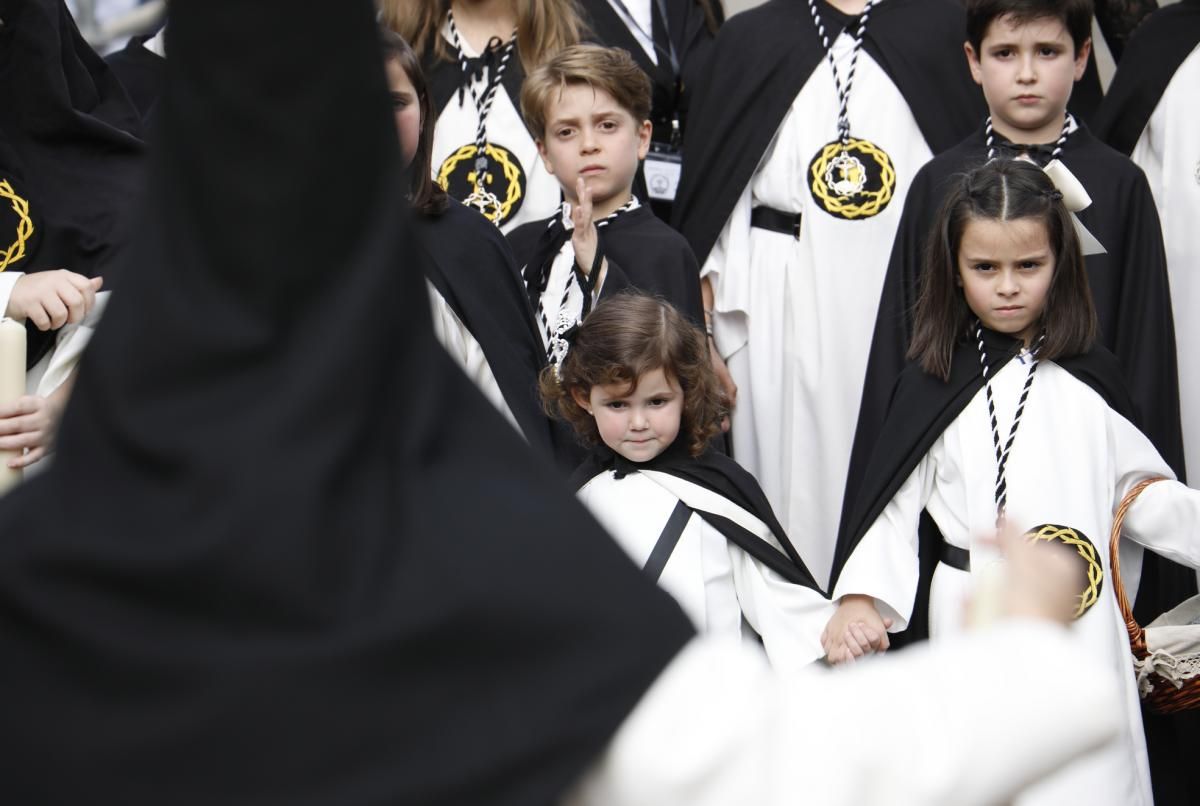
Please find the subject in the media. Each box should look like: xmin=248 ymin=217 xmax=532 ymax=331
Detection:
xmin=0 ymin=0 xmax=692 ymax=801
xmin=0 ymin=1 xmax=1137 ymax=804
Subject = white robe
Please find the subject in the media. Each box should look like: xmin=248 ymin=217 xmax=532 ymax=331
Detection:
xmin=564 ymin=624 xmax=1122 ymax=806
xmin=1129 ymin=44 xmax=1200 ymax=591
xmin=833 ymin=357 xmax=1200 ymax=806
xmin=578 ymin=467 xmax=833 ymax=673
xmin=704 ymin=10 xmax=932 ymax=589
xmin=432 ymin=27 xmax=562 ymax=234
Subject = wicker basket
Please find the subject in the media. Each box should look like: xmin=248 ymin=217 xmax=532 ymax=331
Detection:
xmin=1109 ymin=478 xmax=1200 ymax=714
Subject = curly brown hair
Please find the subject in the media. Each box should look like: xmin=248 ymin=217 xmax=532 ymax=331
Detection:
xmin=539 ymin=292 xmax=726 ymax=458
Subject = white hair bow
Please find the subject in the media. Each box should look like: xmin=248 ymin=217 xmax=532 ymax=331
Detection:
xmin=1043 ymin=159 xmax=1107 ymax=256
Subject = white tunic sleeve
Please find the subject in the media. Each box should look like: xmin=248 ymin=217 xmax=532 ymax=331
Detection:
xmin=562 ymin=623 xmax=1121 ymax=806
xmin=701 ymin=178 xmax=755 ymax=360
xmin=424 ymin=282 xmax=519 ymax=432
xmin=831 ymin=448 xmax=937 ymax=630
xmin=1109 ymin=407 xmax=1200 ymax=571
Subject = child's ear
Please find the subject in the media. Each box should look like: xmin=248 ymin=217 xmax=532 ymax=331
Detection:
xmin=1073 ymin=38 xmax=1092 ymax=82
xmin=636 ymin=120 xmax=652 ymax=161
xmin=536 ymin=139 xmax=554 ymax=175
xmin=963 ymin=42 xmax=985 ymax=86
xmin=570 ymin=387 xmax=593 ymax=415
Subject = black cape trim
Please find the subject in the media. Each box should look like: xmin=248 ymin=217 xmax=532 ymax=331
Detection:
xmin=1093 ymin=0 xmax=1200 ymax=155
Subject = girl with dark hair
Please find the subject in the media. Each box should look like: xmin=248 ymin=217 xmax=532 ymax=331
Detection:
xmin=383 ymin=32 xmax=557 ymax=459
xmin=826 ymin=160 xmax=1200 ymax=806
xmin=543 ymin=292 xmax=834 ymax=671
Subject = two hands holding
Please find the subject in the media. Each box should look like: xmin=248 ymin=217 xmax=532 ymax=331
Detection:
xmin=822 ymin=531 xmax=1085 ymax=665
xmin=0 ymin=270 xmax=102 ymax=468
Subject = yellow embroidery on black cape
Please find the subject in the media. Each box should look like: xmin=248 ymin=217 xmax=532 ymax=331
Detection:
xmin=1023 ymin=524 xmax=1104 ymax=619
xmin=808 ymin=138 xmax=895 ymax=220
xmin=0 ymin=179 xmax=35 ymax=272
xmin=437 ymin=143 xmax=525 ymax=226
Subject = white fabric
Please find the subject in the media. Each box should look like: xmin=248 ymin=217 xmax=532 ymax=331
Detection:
xmin=578 ymin=468 xmax=832 ymax=672
xmin=0 ymin=272 xmax=23 ymax=321
xmin=833 ymin=359 xmax=1200 ymax=806
xmin=143 ymin=25 xmax=167 ymax=57
xmin=606 ymin=0 xmax=658 ymax=64
xmin=1130 ymin=46 xmax=1200 ymax=593
xmin=703 ymin=10 xmax=932 ymax=589
xmin=432 ymin=26 xmax=562 ymax=234
xmin=563 ymin=624 xmax=1122 ymax=806
xmin=424 ymin=281 xmax=520 ymax=433
xmin=22 ymin=290 xmax=111 ymax=479
xmin=531 ymin=203 xmax=614 ymax=355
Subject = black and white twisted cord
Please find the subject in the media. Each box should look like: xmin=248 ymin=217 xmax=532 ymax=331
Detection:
xmin=985 ymin=113 xmax=1074 ymax=162
xmin=976 ymin=323 xmax=1045 ymax=528
xmin=447 ymin=10 xmax=516 ymax=158
xmin=540 ymin=198 xmax=639 ymax=366
xmin=806 ymin=0 xmax=877 ymax=144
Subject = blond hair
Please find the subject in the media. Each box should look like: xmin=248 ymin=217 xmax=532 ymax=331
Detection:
xmin=520 ymin=44 xmax=652 ymax=140
xmin=380 ymin=0 xmax=588 ymax=76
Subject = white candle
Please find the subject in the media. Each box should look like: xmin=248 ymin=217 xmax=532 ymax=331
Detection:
xmin=0 ymin=318 xmax=26 ymax=493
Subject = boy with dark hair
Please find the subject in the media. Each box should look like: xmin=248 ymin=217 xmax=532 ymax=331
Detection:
xmin=671 ymin=0 xmax=985 ymax=590
xmin=508 ymin=44 xmax=704 ymax=376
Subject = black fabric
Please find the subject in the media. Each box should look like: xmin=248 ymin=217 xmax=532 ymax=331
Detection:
xmin=0 ymin=1 xmax=694 ymax=802
xmin=412 ymin=200 xmax=556 ymax=460
xmin=1093 ymin=0 xmax=1200 ymax=156
xmin=508 ymin=203 xmax=705 ymax=327
xmin=847 ymin=122 xmax=1185 ymax=559
xmin=750 ymin=206 xmax=802 ymax=238
xmin=644 ymin=499 xmax=694 ymax=580
xmin=0 ymin=0 xmax=145 ymax=367
xmin=104 ymin=32 xmax=168 ymax=122
xmin=425 ymin=36 xmax=526 ymax=130
xmin=672 ymin=0 xmax=985 ymax=264
xmin=571 ymin=439 xmax=823 ymax=592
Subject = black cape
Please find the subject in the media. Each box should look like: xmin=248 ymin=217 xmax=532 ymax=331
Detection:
xmin=507 ymin=203 xmax=705 ymax=326
xmin=0 ymin=0 xmax=145 ymax=366
xmin=578 ymin=0 xmax=721 ymax=146
xmin=1093 ymin=0 xmax=1200 ymax=156
xmin=672 ymin=0 xmax=985 ymax=263
xmin=847 ymin=122 xmax=1185 ymax=547
xmin=571 ymin=439 xmax=824 ymax=593
xmin=0 ymin=0 xmax=694 ymax=802
xmin=412 ymin=201 xmax=557 ymax=460
xmin=104 ymin=31 xmax=168 ymax=122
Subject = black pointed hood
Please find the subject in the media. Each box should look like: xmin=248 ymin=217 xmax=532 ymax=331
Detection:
xmin=0 ymin=1 xmax=692 ymax=803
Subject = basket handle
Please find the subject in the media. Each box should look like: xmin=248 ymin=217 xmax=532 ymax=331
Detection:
xmin=1109 ymin=477 xmax=1168 ymax=656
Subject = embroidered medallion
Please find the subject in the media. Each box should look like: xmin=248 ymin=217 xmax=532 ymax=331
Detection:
xmin=0 ymin=178 xmax=34 ymax=272
xmin=437 ymin=143 xmax=526 ymax=226
xmin=1022 ymin=523 xmax=1104 ymax=619
xmin=808 ymin=138 xmax=895 ymax=219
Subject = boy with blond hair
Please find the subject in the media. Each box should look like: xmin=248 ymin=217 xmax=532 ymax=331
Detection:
xmin=508 ymin=45 xmax=704 ymax=401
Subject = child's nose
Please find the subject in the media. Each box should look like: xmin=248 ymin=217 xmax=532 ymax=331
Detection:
xmin=1017 ymin=54 xmax=1036 ymax=82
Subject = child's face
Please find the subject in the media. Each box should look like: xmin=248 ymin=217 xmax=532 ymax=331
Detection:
xmin=957 ymin=215 xmax=1054 ymax=345
xmin=964 ymin=15 xmax=1090 ymax=143
xmin=385 ymin=57 xmax=422 ymax=168
xmin=574 ymin=367 xmax=683 ymax=463
xmin=536 ymin=84 xmax=651 ymax=219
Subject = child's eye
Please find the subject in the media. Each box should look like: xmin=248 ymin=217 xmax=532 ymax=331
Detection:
xmin=391 ymin=95 xmax=410 ymax=109
xmin=973 ymin=262 xmax=995 ymax=272
xmin=606 ymin=401 xmax=627 ymax=410
xmin=1038 ymin=46 xmax=1062 ymax=58
xmin=648 ymin=397 xmax=668 ymax=407
xmin=991 ymin=48 xmax=1013 ymax=59
xmin=599 ymin=120 xmax=618 ymax=132
xmin=1019 ymin=260 xmax=1041 ymax=270
xmin=555 ymin=127 xmax=576 ymax=139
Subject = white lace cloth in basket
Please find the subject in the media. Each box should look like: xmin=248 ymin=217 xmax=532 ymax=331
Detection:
xmin=1135 ymin=595 xmax=1200 ymax=695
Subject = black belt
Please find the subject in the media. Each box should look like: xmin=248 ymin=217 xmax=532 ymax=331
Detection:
xmin=939 ymin=538 xmax=971 ymax=572
xmin=750 ymin=206 xmax=801 ymax=239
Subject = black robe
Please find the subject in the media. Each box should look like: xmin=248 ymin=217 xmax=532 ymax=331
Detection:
xmin=0 ymin=0 xmax=694 ymax=802
xmin=1093 ymin=0 xmax=1200 ymax=156
xmin=672 ymin=0 xmax=985 ymax=264
xmin=847 ymin=123 xmax=1185 ymax=549
xmin=411 ymin=200 xmax=556 ymax=460
xmin=104 ymin=31 xmax=168 ymax=122
xmin=507 ymin=203 xmax=705 ymax=327
xmin=0 ymin=0 xmax=145 ymax=367
xmin=571 ymin=438 xmax=823 ymax=593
